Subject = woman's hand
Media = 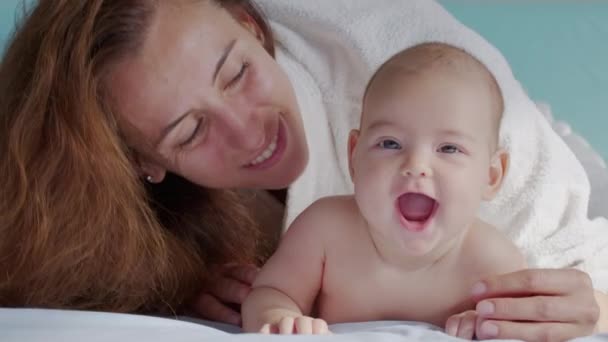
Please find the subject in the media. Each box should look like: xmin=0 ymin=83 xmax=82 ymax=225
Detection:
xmin=472 ymin=268 xmax=600 ymax=341
xmin=192 ymin=263 xmax=259 ymax=326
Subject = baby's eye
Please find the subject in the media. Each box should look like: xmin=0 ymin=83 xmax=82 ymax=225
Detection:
xmin=378 ymin=139 xmax=401 ymax=150
xmin=437 ymin=144 xmax=461 ymax=154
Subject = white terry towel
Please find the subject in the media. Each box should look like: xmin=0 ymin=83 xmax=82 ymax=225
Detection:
xmin=256 ymin=0 xmax=608 ymax=291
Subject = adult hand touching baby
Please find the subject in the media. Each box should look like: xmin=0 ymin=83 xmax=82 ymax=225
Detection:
xmin=472 ymin=268 xmax=601 ymax=341
xmin=192 ymin=263 xmax=259 ymax=326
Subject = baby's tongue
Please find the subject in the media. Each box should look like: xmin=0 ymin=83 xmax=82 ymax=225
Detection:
xmin=398 ymin=193 xmax=435 ymax=222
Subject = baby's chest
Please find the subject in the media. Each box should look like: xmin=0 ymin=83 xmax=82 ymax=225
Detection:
xmin=317 ymin=263 xmax=475 ymax=327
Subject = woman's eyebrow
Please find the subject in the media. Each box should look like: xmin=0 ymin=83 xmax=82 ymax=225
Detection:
xmin=212 ymin=39 xmax=237 ymax=84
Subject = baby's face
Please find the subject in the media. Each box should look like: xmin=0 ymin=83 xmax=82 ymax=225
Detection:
xmin=349 ymin=69 xmax=503 ymax=256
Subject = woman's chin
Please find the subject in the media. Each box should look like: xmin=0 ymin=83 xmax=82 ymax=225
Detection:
xmin=263 ymin=155 xmax=308 ymax=190
xmin=265 ymin=167 xmax=305 ymax=190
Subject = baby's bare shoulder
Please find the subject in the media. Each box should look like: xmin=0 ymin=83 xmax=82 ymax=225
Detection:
xmin=305 ymin=195 xmax=360 ymax=222
xmin=287 ymin=195 xmax=362 ymax=237
xmin=463 ymin=221 xmax=527 ymax=275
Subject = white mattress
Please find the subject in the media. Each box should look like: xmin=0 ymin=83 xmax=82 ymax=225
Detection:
xmin=1 ymin=309 xmax=607 ymax=342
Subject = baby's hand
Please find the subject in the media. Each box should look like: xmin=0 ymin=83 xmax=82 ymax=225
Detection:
xmin=260 ymin=316 xmax=330 ymax=335
xmin=445 ymin=310 xmax=478 ymax=340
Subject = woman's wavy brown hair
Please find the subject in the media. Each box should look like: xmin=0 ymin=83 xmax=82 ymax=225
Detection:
xmin=0 ymin=0 xmax=275 ymax=314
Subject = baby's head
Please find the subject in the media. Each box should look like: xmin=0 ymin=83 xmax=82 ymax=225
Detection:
xmin=348 ymin=42 xmax=509 ymax=256
xmin=362 ymin=42 xmax=504 ymax=150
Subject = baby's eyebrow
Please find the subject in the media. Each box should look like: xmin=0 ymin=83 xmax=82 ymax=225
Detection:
xmin=439 ymin=129 xmax=476 ymax=143
xmin=366 ymin=120 xmax=399 ymax=132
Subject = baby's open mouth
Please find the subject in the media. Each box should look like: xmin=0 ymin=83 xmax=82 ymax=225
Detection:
xmin=397 ymin=193 xmax=438 ymax=231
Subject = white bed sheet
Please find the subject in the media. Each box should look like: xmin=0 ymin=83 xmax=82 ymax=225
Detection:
xmin=1 ymin=309 xmax=607 ymax=342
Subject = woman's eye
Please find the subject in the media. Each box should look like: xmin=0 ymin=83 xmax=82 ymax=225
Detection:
xmin=226 ymin=62 xmax=249 ymax=89
xmin=179 ymin=118 xmax=204 ymax=147
xmin=378 ymin=139 xmax=401 ymax=150
xmin=438 ymin=144 xmax=460 ymax=154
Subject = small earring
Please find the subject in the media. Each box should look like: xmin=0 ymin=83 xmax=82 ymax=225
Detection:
xmin=145 ymin=175 xmax=153 ymax=183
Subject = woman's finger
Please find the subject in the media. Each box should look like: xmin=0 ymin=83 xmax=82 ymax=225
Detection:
xmin=224 ymin=264 xmax=259 ymax=285
xmin=192 ymin=293 xmax=241 ymax=325
xmin=209 ymin=275 xmax=252 ymax=304
xmin=476 ymin=319 xmax=588 ymax=341
xmin=472 ymin=268 xmax=592 ymax=299
xmin=476 ymin=295 xmax=599 ymax=324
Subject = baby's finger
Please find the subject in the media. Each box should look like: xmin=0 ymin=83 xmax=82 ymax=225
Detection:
xmin=259 ymin=324 xmax=271 ymax=334
xmin=295 ymin=316 xmax=313 ymax=334
xmin=312 ymin=319 xmax=330 ymax=334
xmin=445 ymin=315 xmax=461 ymax=337
xmin=279 ymin=316 xmax=295 ymax=335
xmin=456 ymin=312 xmax=476 ymax=339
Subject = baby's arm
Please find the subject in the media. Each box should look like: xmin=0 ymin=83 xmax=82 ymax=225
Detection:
xmin=445 ymin=222 xmax=527 ymax=339
xmin=242 ymin=198 xmax=337 ymax=333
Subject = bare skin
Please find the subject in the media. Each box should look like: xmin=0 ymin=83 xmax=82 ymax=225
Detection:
xmin=242 ymin=196 xmax=525 ymax=337
xmin=242 ymin=46 xmax=526 ymax=338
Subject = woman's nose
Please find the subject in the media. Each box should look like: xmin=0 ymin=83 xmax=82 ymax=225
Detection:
xmin=218 ymin=108 xmax=265 ymax=151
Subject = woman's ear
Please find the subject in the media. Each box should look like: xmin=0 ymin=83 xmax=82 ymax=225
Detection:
xmin=348 ymin=129 xmax=360 ymax=181
xmin=138 ymin=158 xmax=167 ymax=184
xmin=483 ymin=149 xmax=509 ymax=200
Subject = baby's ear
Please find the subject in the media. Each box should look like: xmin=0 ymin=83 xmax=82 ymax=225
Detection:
xmin=483 ymin=149 xmax=509 ymax=200
xmin=348 ymin=130 xmax=360 ymax=181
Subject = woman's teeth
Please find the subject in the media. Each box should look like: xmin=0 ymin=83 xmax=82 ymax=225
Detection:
xmin=249 ymin=134 xmax=278 ymax=166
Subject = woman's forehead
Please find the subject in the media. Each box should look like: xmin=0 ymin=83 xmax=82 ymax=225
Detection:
xmin=108 ymin=2 xmax=242 ymax=135
xmin=149 ymin=1 xmax=236 ymax=56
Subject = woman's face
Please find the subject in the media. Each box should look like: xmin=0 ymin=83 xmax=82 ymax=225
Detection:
xmin=108 ymin=1 xmax=308 ymax=189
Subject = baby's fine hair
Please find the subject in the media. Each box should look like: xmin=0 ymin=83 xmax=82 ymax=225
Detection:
xmin=364 ymin=42 xmax=504 ymax=137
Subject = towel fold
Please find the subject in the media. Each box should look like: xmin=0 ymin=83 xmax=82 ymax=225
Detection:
xmin=257 ymin=0 xmax=608 ymax=291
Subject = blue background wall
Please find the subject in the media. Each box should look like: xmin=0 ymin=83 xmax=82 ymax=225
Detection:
xmin=440 ymin=0 xmax=608 ymax=159
xmin=1 ymin=0 xmax=607 ymax=158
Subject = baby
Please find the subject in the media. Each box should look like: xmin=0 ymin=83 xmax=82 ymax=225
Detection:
xmin=242 ymin=42 xmax=526 ymax=339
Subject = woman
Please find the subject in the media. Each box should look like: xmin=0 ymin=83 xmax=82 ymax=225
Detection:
xmin=0 ymin=0 xmax=606 ymax=340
